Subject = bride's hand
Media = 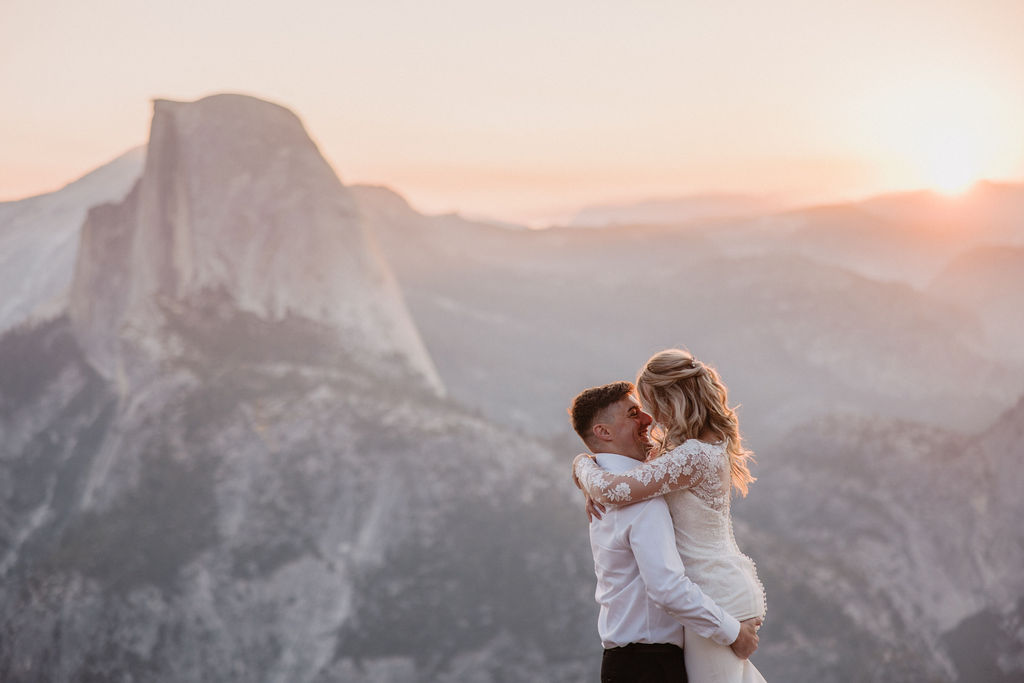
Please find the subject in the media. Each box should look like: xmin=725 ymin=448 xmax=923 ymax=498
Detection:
xmin=584 ymin=496 xmax=606 ymax=522
xmin=571 ymin=453 xmax=604 ymax=521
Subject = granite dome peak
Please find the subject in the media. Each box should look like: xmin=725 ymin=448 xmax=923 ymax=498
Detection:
xmin=69 ymin=94 xmax=441 ymax=392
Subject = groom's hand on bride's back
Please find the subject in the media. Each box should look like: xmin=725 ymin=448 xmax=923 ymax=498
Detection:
xmin=729 ymin=618 xmax=762 ymax=659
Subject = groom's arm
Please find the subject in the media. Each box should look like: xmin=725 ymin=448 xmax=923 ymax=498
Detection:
xmin=626 ymin=497 xmax=743 ymax=648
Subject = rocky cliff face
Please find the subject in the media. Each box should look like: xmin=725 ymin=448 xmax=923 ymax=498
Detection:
xmin=69 ymin=95 xmax=440 ymax=394
xmin=0 ymin=314 xmax=594 ymax=682
xmin=737 ymin=404 xmax=1024 ymax=682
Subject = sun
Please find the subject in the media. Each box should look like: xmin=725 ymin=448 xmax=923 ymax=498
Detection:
xmin=855 ymin=73 xmax=1014 ymax=197
xmin=924 ymin=134 xmax=981 ymax=195
xmin=909 ymin=112 xmax=992 ymax=196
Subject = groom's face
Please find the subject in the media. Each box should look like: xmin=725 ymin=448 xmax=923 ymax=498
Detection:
xmin=601 ymin=394 xmax=653 ymax=460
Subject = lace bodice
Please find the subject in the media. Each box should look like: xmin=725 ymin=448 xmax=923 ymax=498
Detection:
xmin=574 ymin=440 xmax=731 ymax=511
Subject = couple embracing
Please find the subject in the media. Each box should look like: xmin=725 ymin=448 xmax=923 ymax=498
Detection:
xmin=570 ymin=349 xmax=767 ymax=683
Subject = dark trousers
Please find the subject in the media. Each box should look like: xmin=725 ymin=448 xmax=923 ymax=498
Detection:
xmin=601 ymin=643 xmax=688 ymax=683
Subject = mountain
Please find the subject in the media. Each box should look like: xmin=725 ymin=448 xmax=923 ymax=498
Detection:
xmin=355 ymin=190 xmax=1021 ymax=439
xmin=936 ymin=396 xmax=1024 ymax=681
xmin=569 ymin=193 xmax=782 ymax=228
xmin=657 ymin=184 xmax=1024 ymax=290
xmin=928 ymin=246 xmax=1024 ymax=364
xmin=0 ymin=148 xmax=144 ymax=332
xmin=0 ymin=95 xmax=595 ymax=682
xmin=68 ymin=95 xmax=440 ymax=394
xmin=739 ymin=397 xmax=1024 ymax=682
xmin=699 ymin=204 xmax=967 ymax=287
xmin=857 ymin=182 xmax=1024 ymax=247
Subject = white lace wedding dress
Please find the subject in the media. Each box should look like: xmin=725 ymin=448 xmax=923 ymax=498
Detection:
xmin=575 ymin=439 xmax=767 ymax=682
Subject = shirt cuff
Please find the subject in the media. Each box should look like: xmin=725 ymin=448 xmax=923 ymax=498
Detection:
xmin=710 ymin=613 xmax=742 ymax=647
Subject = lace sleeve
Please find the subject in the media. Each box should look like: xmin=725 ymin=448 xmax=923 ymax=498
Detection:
xmin=573 ymin=442 xmax=712 ymax=506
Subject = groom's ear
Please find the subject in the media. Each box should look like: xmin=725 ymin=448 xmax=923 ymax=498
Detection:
xmin=592 ymin=423 xmax=612 ymax=442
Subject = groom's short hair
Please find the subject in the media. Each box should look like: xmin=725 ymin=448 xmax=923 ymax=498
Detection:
xmin=569 ymin=381 xmax=635 ymax=448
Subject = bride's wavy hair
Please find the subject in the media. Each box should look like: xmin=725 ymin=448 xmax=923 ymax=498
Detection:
xmin=636 ymin=349 xmax=756 ymax=497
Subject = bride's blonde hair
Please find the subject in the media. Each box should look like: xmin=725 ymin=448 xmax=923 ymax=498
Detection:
xmin=636 ymin=349 xmax=756 ymax=497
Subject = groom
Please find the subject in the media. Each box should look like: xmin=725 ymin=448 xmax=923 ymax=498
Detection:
xmin=569 ymin=381 xmax=760 ymax=683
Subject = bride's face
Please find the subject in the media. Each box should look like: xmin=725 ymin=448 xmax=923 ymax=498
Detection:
xmin=636 ymin=388 xmax=665 ymax=430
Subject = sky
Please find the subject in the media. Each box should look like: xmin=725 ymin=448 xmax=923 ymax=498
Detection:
xmin=3 ymin=0 xmax=1024 ymax=225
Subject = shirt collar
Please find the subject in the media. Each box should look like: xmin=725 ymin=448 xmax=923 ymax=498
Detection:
xmin=594 ymin=452 xmax=645 ymax=474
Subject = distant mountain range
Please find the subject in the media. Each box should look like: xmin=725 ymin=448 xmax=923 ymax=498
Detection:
xmin=569 ymin=193 xmax=785 ymax=227
xmin=1 ymin=94 xmax=1022 ymax=682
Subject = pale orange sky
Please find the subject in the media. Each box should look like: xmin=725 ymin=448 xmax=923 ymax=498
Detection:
xmin=2 ymin=0 xmax=1024 ymax=225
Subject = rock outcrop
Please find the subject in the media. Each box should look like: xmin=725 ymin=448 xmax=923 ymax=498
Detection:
xmin=69 ymin=94 xmax=441 ymax=394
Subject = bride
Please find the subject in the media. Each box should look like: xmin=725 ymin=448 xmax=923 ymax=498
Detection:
xmin=573 ymin=349 xmax=767 ymax=682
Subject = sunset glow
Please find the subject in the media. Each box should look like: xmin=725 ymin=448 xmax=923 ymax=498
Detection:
xmin=916 ymin=122 xmax=989 ymax=196
xmin=1 ymin=0 xmax=1023 ymax=223
xmin=906 ymin=85 xmax=1002 ymax=196
xmin=927 ymin=140 xmax=981 ymax=196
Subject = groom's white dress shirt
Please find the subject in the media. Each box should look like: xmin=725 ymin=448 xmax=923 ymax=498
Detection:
xmin=589 ymin=452 xmax=741 ymax=649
